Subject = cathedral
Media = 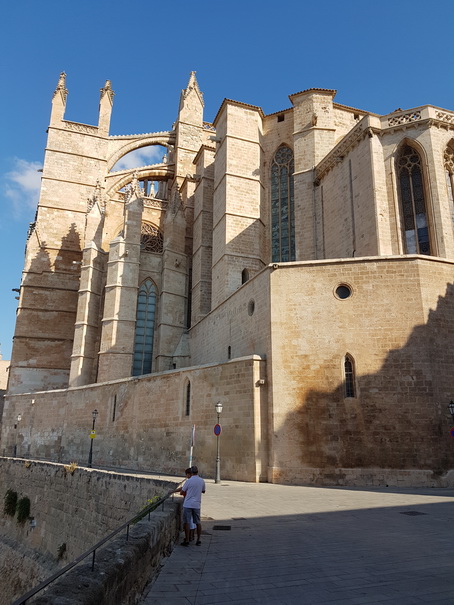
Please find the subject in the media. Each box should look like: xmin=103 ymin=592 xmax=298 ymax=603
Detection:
xmin=2 ymin=72 xmax=454 ymax=486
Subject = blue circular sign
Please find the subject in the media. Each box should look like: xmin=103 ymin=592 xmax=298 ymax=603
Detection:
xmin=450 ymin=427 xmax=454 ymax=438
xmin=214 ymin=423 xmax=221 ymax=436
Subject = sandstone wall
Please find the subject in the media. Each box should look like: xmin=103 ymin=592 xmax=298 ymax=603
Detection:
xmin=268 ymin=256 xmax=454 ymax=485
xmin=0 ymin=459 xmax=178 ymax=604
xmin=1 ymin=356 xmax=267 ymax=483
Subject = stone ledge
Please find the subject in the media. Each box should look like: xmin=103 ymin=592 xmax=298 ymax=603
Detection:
xmin=28 ymin=502 xmax=181 ymax=605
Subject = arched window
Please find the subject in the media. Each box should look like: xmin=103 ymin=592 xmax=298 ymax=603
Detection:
xmin=185 ymin=381 xmax=191 ymax=416
xmin=397 ymin=144 xmax=431 ymax=255
xmin=444 ymin=141 xmax=454 ymax=205
xmin=141 ymin=223 xmax=163 ymax=253
xmin=241 ymin=268 xmax=249 ymax=284
xmin=271 ymin=145 xmax=295 ymax=262
xmin=344 ymin=354 xmax=356 ymax=398
xmin=132 ymin=279 xmax=157 ymax=376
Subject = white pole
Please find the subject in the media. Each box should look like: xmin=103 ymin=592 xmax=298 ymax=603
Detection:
xmin=189 ymin=424 xmax=195 ymax=467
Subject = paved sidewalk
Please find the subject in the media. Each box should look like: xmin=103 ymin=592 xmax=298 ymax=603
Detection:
xmin=140 ymin=480 xmax=454 ymax=604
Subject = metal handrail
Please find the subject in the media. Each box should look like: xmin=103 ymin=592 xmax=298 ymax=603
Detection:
xmin=12 ymin=482 xmax=183 ymax=605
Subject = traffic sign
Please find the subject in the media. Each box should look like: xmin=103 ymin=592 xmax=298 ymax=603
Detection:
xmin=214 ymin=424 xmax=221 ymax=436
xmin=90 ymin=430 xmax=97 ymax=439
xmin=450 ymin=427 xmax=454 ymax=438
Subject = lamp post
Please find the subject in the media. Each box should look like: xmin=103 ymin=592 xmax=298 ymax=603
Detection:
xmin=87 ymin=409 xmax=98 ymax=468
xmin=449 ymin=401 xmax=454 ymax=423
xmin=214 ymin=401 xmax=223 ymax=484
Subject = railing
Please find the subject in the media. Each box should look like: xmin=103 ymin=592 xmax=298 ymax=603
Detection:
xmin=12 ymin=482 xmax=183 ymax=605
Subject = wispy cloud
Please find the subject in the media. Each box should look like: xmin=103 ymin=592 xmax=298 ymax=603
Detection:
xmin=3 ymin=158 xmax=42 ymax=218
xmin=113 ymin=146 xmax=165 ymax=171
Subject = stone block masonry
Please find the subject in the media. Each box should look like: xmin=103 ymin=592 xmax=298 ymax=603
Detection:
xmin=0 ymin=458 xmax=179 ymax=603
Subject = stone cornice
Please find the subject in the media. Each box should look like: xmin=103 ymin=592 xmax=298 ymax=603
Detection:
xmin=192 ymin=145 xmax=216 ymax=165
xmin=289 ymin=88 xmax=337 ymax=104
xmin=109 ymin=130 xmax=175 ymax=142
xmin=315 ymin=119 xmax=380 ymax=182
xmin=213 ymin=98 xmax=265 ymax=127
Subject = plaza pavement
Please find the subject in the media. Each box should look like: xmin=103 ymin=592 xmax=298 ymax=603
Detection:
xmin=140 ymin=479 xmax=454 ymax=605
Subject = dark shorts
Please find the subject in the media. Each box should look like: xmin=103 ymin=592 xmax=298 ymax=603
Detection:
xmin=183 ymin=507 xmax=201 ymax=525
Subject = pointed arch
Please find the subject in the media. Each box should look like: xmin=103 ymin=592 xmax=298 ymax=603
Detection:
xmin=444 ymin=139 xmax=454 ymax=205
xmin=271 ymin=145 xmax=295 ymax=262
xmin=396 ymin=142 xmax=431 ymax=255
xmin=344 ymin=354 xmax=356 ymax=398
xmin=132 ymin=278 xmax=158 ymax=376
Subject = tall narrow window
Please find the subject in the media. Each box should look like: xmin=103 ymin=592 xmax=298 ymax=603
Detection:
xmin=132 ymin=279 xmax=157 ymax=376
xmin=444 ymin=142 xmax=454 ymax=206
xmin=185 ymin=382 xmax=191 ymax=416
xmin=271 ymin=145 xmax=295 ymax=262
xmin=344 ymin=355 xmax=355 ymax=398
xmin=397 ymin=144 xmax=431 ymax=255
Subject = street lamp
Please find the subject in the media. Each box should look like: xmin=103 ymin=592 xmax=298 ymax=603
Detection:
xmin=215 ymin=401 xmax=223 ymax=484
xmin=448 ymin=401 xmax=454 ymax=423
xmin=87 ymin=409 xmax=98 ymax=468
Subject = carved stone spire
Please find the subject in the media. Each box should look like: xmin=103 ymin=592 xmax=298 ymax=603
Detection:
xmin=100 ymin=79 xmax=114 ymax=104
xmin=53 ymin=72 xmax=68 ymax=102
xmin=182 ymin=71 xmax=204 ymax=106
xmin=98 ymin=79 xmax=114 ymax=134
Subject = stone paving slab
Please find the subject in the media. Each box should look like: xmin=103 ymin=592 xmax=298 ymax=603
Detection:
xmin=140 ymin=480 xmax=454 ymax=604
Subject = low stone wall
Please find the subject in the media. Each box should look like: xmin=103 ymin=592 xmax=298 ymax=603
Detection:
xmin=0 ymin=459 xmax=180 ymax=604
xmin=29 ymin=505 xmax=180 ymax=605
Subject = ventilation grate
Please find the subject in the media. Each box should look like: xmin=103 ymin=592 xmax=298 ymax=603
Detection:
xmin=212 ymin=525 xmax=232 ymax=530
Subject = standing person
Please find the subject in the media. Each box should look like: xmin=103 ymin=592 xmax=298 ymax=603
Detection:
xmin=177 ymin=468 xmax=196 ymax=541
xmin=180 ymin=465 xmax=205 ymax=546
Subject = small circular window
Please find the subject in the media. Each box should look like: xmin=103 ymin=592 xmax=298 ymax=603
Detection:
xmin=335 ymin=284 xmax=352 ymax=300
xmin=248 ymin=299 xmax=255 ymax=316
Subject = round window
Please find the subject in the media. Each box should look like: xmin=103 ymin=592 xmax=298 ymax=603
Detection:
xmin=335 ymin=284 xmax=352 ymax=300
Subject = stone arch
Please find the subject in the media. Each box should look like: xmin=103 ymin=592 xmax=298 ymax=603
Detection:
xmin=105 ymin=166 xmax=175 ymax=199
xmin=106 ymin=133 xmax=176 ymax=173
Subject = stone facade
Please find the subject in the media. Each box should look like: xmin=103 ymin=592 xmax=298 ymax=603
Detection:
xmin=3 ymin=74 xmax=454 ymax=486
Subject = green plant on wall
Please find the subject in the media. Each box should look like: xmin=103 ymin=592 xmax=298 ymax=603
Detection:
xmin=133 ymin=496 xmax=160 ymax=523
xmin=16 ymin=496 xmax=31 ymax=524
xmin=3 ymin=490 xmax=18 ymax=516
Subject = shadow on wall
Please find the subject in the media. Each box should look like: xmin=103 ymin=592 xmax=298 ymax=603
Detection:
xmin=278 ymin=282 xmax=454 ymax=478
xmin=8 ymin=223 xmax=83 ymax=393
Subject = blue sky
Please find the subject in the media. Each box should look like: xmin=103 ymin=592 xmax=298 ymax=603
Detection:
xmin=0 ymin=0 xmax=453 ymax=360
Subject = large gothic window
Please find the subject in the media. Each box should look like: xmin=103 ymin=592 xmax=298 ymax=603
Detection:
xmin=444 ymin=141 xmax=454 ymax=206
xmin=271 ymin=145 xmax=295 ymax=262
xmin=132 ymin=279 xmax=157 ymax=376
xmin=397 ymin=144 xmax=431 ymax=255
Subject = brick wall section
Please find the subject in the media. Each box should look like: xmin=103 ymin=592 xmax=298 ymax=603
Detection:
xmin=0 ymin=459 xmax=179 ymax=603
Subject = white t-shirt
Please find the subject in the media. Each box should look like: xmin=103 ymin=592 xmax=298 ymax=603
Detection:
xmin=182 ymin=475 xmax=206 ymax=508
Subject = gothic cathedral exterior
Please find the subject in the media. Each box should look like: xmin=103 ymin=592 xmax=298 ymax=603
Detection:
xmin=3 ymin=73 xmax=454 ymax=486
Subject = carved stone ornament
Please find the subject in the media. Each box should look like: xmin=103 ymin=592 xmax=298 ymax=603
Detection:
xmin=87 ymin=179 xmax=105 ymax=214
xmin=100 ymin=79 xmax=115 ymax=104
xmin=53 ymin=72 xmax=68 ymax=102
xmin=182 ymin=71 xmax=204 ymax=106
